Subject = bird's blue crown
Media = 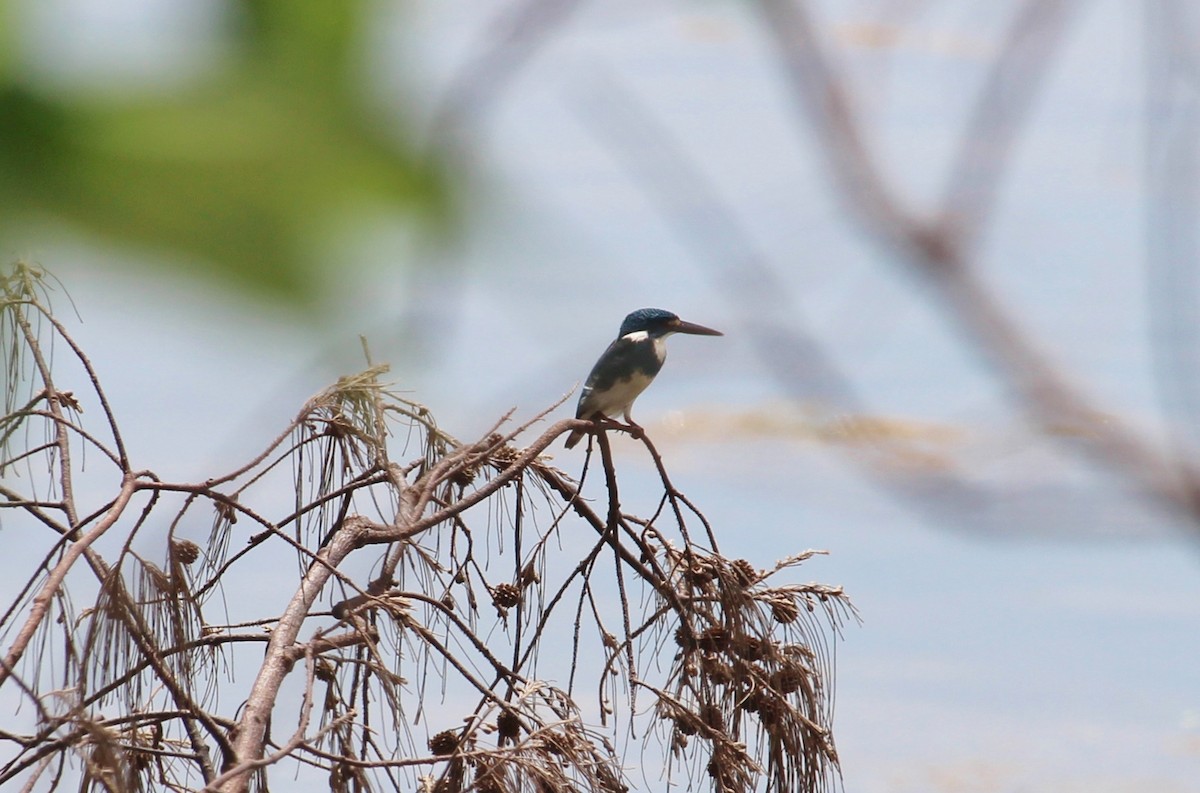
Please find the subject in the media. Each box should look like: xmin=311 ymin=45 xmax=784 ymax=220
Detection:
xmin=619 ymin=308 xmax=678 ymax=337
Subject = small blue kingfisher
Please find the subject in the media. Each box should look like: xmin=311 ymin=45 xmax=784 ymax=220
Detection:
xmin=565 ymin=308 xmax=723 ymax=449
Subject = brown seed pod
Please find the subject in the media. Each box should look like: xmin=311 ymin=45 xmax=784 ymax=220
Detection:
xmin=428 ymin=730 xmax=459 ymax=756
xmin=674 ymin=713 xmax=698 ymax=736
xmin=733 ymin=635 xmax=764 ymax=661
xmin=700 ymin=655 xmax=734 ymax=685
xmin=696 ymin=626 xmax=727 ymax=653
xmin=771 ymin=666 xmax=806 ymax=695
xmin=731 ymin=558 xmax=757 ymax=586
xmin=492 ymin=583 xmax=521 ymax=610
xmin=171 ymin=539 xmax=201 ymax=565
xmin=674 ymin=625 xmax=696 ymax=650
xmin=490 ymin=443 xmax=520 ymax=466
xmin=540 ymin=732 xmax=567 ymax=756
xmin=770 ymin=597 xmax=801 ymax=625
xmin=496 ymin=710 xmax=521 ymax=744
xmin=474 ymin=763 xmax=504 ymax=793
xmin=315 ymin=659 xmax=337 ymax=683
xmin=700 ymin=703 xmax=723 ymax=730
xmin=449 ymin=461 xmax=479 ymax=489
xmin=686 ymin=559 xmax=716 ymax=586
xmin=755 ymin=692 xmax=786 ymax=727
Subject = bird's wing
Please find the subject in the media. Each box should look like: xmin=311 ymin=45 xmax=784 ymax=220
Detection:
xmin=575 ymin=336 xmax=663 ymax=418
xmin=577 ymin=338 xmax=627 ymax=417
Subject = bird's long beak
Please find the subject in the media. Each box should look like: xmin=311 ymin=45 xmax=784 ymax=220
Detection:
xmin=670 ymin=318 xmax=723 ymax=336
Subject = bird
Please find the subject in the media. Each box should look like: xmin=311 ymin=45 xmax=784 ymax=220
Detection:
xmin=564 ymin=308 xmax=722 ymax=449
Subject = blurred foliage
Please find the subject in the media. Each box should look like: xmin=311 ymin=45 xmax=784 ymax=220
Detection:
xmin=0 ymin=0 xmax=453 ymax=306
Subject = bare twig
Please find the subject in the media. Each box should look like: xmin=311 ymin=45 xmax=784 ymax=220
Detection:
xmin=0 ymin=473 xmax=138 ymax=688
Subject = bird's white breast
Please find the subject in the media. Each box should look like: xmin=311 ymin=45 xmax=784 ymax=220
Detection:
xmin=589 ymin=369 xmax=656 ymax=417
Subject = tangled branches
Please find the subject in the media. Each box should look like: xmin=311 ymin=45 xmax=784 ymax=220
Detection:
xmin=0 ymin=262 xmax=853 ymax=792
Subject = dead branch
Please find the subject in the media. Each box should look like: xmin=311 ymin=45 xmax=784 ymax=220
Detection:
xmin=1 ymin=265 xmax=850 ymax=793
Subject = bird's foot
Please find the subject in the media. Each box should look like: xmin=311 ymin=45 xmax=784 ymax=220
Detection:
xmin=598 ymin=417 xmax=643 ymax=440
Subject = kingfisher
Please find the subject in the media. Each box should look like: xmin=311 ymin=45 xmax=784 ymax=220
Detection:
xmin=564 ymin=308 xmax=723 ymax=449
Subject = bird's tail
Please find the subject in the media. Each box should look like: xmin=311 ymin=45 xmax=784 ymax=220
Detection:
xmin=564 ymin=429 xmax=584 ymax=449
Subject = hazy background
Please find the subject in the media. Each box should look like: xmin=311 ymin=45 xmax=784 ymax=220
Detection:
xmin=3 ymin=1 xmax=1199 ymax=791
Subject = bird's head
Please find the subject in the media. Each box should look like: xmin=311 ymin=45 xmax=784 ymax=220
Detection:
xmin=619 ymin=308 xmax=723 ymax=339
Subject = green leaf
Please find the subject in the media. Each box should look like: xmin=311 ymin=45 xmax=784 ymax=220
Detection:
xmin=0 ymin=0 xmax=454 ymax=306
